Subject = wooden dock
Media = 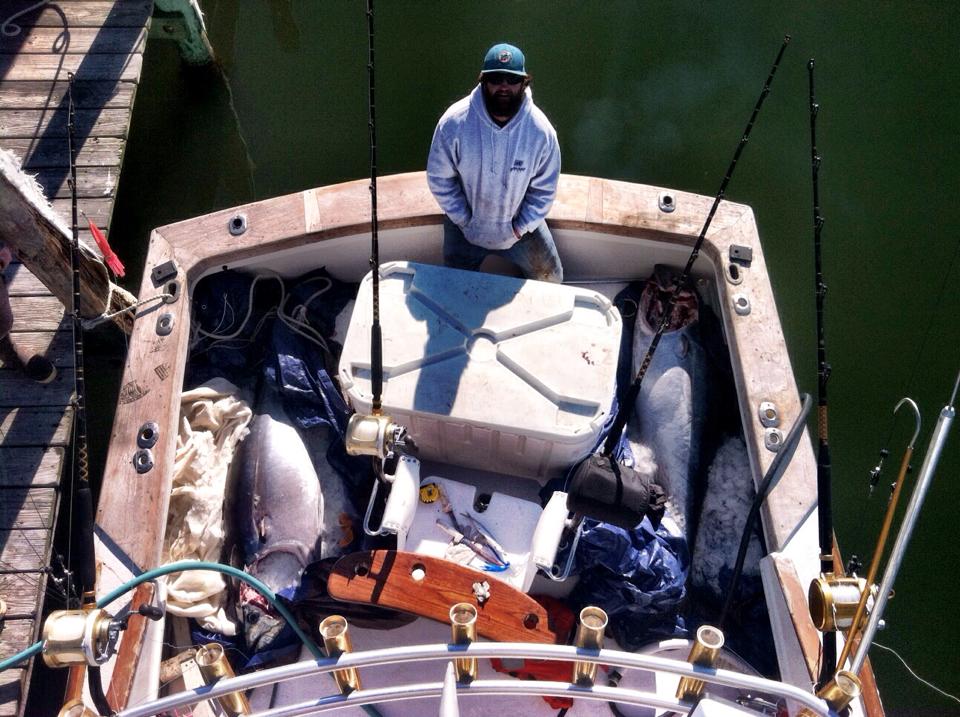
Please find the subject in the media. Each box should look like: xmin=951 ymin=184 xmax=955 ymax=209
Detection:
xmin=0 ymin=2 xmax=152 ymax=714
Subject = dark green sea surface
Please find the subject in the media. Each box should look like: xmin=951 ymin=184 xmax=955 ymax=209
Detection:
xmin=78 ymin=2 xmax=960 ymax=715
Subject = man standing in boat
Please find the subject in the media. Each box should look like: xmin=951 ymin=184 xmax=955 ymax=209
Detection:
xmin=427 ymin=43 xmax=563 ymax=282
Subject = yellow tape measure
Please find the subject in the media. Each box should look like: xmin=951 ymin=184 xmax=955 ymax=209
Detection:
xmin=419 ymin=482 xmax=440 ymax=503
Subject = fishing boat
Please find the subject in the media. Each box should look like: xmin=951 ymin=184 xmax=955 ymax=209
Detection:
xmin=40 ymin=169 xmax=884 ymax=716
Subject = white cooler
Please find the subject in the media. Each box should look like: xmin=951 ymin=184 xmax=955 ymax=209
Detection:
xmin=338 ymin=262 xmax=622 ymax=481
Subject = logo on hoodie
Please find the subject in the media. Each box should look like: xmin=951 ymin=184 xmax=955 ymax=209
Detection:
xmin=510 ymin=159 xmax=526 ymax=173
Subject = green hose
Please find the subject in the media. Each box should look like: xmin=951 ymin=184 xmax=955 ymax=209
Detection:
xmin=98 ymin=560 xmax=325 ymax=659
xmin=0 ymin=560 xmax=321 ymax=669
xmin=0 ymin=641 xmax=41 ymax=672
xmin=0 ymin=560 xmax=382 ymax=716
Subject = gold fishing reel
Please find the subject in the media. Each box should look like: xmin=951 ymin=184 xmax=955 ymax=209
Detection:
xmin=41 ymin=608 xmax=117 ymax=668
xmin=808 ymin=574 xmax=879 ymax=632
xmin=345 ymin=413 xmax=398 ymax=458
xmin=345 ymin=413 xmax=416 ymax=460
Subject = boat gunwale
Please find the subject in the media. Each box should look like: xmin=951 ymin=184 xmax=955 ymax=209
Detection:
xmin=92 ymin=171 xmax=880 ymax=714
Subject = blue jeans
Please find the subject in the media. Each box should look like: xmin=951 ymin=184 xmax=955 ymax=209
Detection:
xmin=442 ymin=217 xmax=563 ymax=283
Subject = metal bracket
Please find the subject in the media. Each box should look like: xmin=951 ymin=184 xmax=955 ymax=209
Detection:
xmin=228 ymin=213 xmax=248 ymax=236
xmin=156 ymin=312 xmax=174 ymax=336
xmin=133 ymin=449 xmax=154 ymax=474
xmin=657 ymin=191 xmax=676 ymax=213
xmin=733 ymin=293 xmax=751 ymax=316
xmin=764 ymin=428 xmax=785 ymax=453
xmin=137 ymin=422 xmax=160 ymax=449
xmin=729 ymin=244 xmax=753 ymax=265
xmin=151 ymin=260 xmax=178 ymax=287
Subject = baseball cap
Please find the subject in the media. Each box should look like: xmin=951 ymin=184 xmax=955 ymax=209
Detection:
xmin=481 ymin=43 xmax=527 ymax=76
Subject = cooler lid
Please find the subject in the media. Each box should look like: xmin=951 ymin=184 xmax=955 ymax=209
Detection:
xmin=338 ymin=262 xmax=622 ymax=439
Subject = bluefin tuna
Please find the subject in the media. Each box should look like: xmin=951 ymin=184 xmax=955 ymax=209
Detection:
xmin=632 ymin=266 xmax=710 ymax=538
xmin=228 ymin=387 xmax=327 ymax=654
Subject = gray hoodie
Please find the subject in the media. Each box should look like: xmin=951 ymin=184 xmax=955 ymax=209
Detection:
xmin=427 ymin=85 xmax=560 ymax=250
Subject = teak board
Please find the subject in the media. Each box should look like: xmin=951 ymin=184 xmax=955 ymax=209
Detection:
xmin=328 ymin=551 xmax=559 ymax=644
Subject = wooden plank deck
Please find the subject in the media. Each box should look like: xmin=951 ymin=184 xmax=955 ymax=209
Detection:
xmin=0 ymin=2 xmax=152 ymax=715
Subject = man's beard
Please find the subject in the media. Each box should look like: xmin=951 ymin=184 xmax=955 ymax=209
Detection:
xmin=483 ymin=88 xmax=524 ymax=119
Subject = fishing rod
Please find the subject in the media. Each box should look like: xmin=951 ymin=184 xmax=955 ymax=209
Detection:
xmin=366 ymin=0 xmax=382 ymax=415
xmin=66 ymin=72 xmax=114 ymax=717
xmin=802 ymin=372 xmax=958 ymax=713
xmin=834 ymin=398 xmax=921 ymax=671
xmin=848 ymin=369 xmax=959 ymax=673
xmin=572 ymin=37 xmax=792 ymax=535
xmin=345 ymin=0 xmax=416 ymax=509
xmin=807 ymin=57 xmax=838 ymax=687
xmin=600 ymin=35 xmax=790 ymax=458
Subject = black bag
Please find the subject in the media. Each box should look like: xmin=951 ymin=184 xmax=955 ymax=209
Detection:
xmin=567 ymin=453 xmax=666 ymax=529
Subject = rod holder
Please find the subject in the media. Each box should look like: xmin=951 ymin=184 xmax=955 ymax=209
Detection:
xmin=572 ymin=606 xmax=608 ymax=686
xmin=57 ymin=698 xmax=97 ymax=717
xmin=449 ymin=603 xmax=478 ymax=682
xmin=808 ymin=575 xmax=870 ymax=631
xmin=319 ymin=615 xmax=362 ymax=693
xmin=676 ymin=624 xmax=725 ymax=701
xmin=798 ymin=670 xmax=862 ymax=716
xmin=195 ymin=643 xmax=251 ymax=716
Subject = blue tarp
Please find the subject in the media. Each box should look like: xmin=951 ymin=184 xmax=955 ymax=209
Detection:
xmin=571 ymin=516 xmax=689 ymax=649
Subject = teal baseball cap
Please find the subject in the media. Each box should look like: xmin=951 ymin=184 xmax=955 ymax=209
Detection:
xmin=481 ymin=43 xmax=527 ymax=76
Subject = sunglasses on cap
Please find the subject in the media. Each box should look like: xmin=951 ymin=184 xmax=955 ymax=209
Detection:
xmin=483 ymin=72 xmax=524 ymax=86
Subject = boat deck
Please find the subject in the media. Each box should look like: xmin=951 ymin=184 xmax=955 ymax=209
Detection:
xmin=0 ymin=2 xmax=151 ymax=714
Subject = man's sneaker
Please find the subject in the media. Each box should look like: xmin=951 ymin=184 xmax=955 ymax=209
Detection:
xmin=25 ymin=355 xmax=57 ymax=384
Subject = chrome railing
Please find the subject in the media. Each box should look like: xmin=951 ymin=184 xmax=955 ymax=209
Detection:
xmin=118 ymin=642 xmax=833 ymax=717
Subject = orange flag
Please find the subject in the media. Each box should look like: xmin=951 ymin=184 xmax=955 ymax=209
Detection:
xmin=86 ymin=217 xmax=125 ymax=278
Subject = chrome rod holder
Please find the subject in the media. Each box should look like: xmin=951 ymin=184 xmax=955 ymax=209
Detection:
xmin=572 ymin=606 xmax=608 ymax=685
xmin=676 ymin=624 xmax=725 ymax=701
xmin=319 ymin=615 xmax=362 ymax=693
xmin=195 ymin=643 xmax=251 ymax=716
xmin=449 ymin=603 xmax=478 ymax=682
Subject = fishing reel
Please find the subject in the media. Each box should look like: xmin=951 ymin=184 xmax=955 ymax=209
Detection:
xmin=345 ymin=412 xmax=421 ymax=541
xmin=808 ymin=574 xmax=879 ymax=633
xmin=41 ymin=604 xmax=164 ymax=668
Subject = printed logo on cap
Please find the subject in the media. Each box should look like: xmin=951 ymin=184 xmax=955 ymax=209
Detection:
xmin=498 ymin=49 xmax=513 ymax=64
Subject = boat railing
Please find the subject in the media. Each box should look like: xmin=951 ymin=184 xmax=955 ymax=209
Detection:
xmin=117 ymin=642 xmax=834 ymax=717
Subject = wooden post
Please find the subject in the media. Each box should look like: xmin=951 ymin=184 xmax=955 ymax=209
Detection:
xmin=0 ymin=150 xmax=135 ymax=334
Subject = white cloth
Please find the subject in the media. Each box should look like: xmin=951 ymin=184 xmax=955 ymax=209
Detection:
xmin=164 ymin=377 xmax=252 ymax=635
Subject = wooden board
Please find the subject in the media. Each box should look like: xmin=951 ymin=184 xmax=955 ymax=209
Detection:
xmin=4 ymin=137 xmax=125 ymax=169
xmin=1 ymin=1 xmax=152 ymax=28
xmin=51 ymin=197 xmax=114 ymax=228
xmin=0 ymin=447 xmax=66 ymax=486
xmin=328 ymin=551 xmax=559 ymax=644
xmin=0 ymin=670 xmax=23 ymax=717
xmin=0 ymin=409 xmax=73 ymax=449
xmin=32 ymin=167 xmax=119 ymax=199
xmin=0 ymin=531 xmax=56 ymax=639
xmin=3 ymin=295 xmax=65 ymax=331
xmin=0 ymin=52 xmax=143 ymax=82
xmin=0 ymin=330 xmax=72 ymax=368
xmin=0 ymin=108 xmax=131 ymax=140
xmin=0 ymin=27 xmax=147 ymax=55
xmin=0 ymin=489 xmax=56 ymax=530
xmin=0 ymin=80 xmax=136 ymax=110
xmin=0 ymin=366 xmax=75 ymax=408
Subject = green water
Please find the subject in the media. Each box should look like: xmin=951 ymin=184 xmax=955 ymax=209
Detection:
xmin=97 ymin=2 xmax=960 ymax=714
